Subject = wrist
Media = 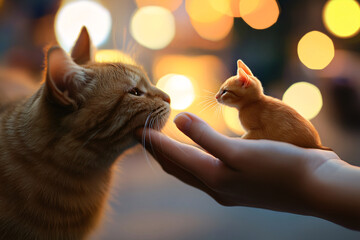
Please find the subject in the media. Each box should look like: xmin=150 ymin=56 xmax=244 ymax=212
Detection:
xmin=303 ymin=158 xmax=360 ymax=230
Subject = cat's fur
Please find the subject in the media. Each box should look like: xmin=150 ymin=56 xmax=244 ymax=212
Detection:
xmin=216 ymin=60 xmax=330 ymax=150
xmin=0 ymin=27 xmax=170 ymax=239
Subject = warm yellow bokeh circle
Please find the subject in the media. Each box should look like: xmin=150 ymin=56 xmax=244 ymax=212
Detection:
xmin=282 ymin=82 xmax=323 ymax=120
xmin=186 ymin=0 xmax=224 ymax=23
xmin=323 ymin=0 xmax=360 ymax=38
xmin=95 ymin=50 xmax=136 ymax=65
xmin=130 ymin=6 xmax=175 ymax=50
xmin=135 ymin=0 xmax=183 ymax=12
xmin=156 ymin=74 xmax=195 ymax=110
xmin=297 ymin=31 xmax=335 ymax=70
xmin=239 ymin=0 xmax=280 ymax=30
xmin=55 ymin=1 xmax=112 ymax=52
xmin=222 ymin=106 xmax=245 ymax=135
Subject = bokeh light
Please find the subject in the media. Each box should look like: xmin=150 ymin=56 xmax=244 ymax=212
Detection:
xmin=209 ymin=0 xmax=241 ymax=17
xmin=222 ymin=106 xmax=245 ymax=135
xmin=190 ymin=15 xmax=234 ymax=41
xmin=55 ymin=1 xmax=112 ymax=52
xmin=239 ymin=0 xmax=280 ymax=29
xmin=323 ymin=0 xmax=360 ymax=38
xmin=153 ymin=55 xmax=228 ymax=143
xmin=186 ymin=0 xmax=234 ymax=41
xmin=130 ymin=6 xmax=175 ymax=50
xmin=186 ymin=0 xmax=224 ymax=23
xmin=95 ymin=50 xmax=136 ymax=65
xmin=282 ymin=82 xmax=323 ymax=120
xmin=297 ymin=31 xmax=335 ymax=70
xmin=135 ymin=0 xmax=183 ymax=12
xmin=156 ymin=74 xmax=195 ymax=110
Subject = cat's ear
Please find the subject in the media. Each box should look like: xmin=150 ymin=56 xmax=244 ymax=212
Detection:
xmin=237 ymin=59 xmax=253 ymax=76
xmin=237 ymin=68 xmax=250 ymax=88
xmin=45 ymin=46 xmax=87 ymax=109
xmin=71 ymin=26 xmax=93 ymax=65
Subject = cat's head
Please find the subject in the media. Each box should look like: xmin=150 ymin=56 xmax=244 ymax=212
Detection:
xmin=40 ymin=27 xmax=170 ymax=159
xmin=215 ymin=60 xmax=263 ymax=108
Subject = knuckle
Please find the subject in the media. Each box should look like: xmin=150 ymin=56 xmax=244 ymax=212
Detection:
xmin=224 ymin=145 xmax=243 ymax=166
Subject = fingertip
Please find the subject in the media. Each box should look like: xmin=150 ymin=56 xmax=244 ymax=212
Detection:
xmin=174 ymin=112 xmax=192 ymax=132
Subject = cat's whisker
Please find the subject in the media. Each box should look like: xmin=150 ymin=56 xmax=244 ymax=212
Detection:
xmin=198 ymin=97 xmax=214 ymax=103
xmin=199 ymin=101 xmax=217 ymax=114
xmin=155 ymin=116 xmax=167 ymax=156
xmin=142 ymin=114 xmax=158 ymax=173
xmin=198 ymin=94 xmax=216 ymax=99
xmin=198 ymin=98 xmax=215 ymax=106
xmin=215 ymin=104 xmax=223 ymax=120
xmin=198 ymin=103 xmax=214 ymax=114
xmin=199 ymin=98 xmax=217 ymax=108
xmin=202 ymin=89 xmax=217 ymax=94
xmin=207 ymin=103 xmax=219 ymax=117
xmin=145 ymin=117 xmax=159 ymax=173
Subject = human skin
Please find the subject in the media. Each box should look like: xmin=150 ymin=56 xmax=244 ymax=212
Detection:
xmin=136 ymin=112 xmax=360 ymax=230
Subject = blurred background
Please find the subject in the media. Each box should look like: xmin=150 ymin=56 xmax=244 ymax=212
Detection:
xmin=0 ymin=0 xmax=360 ymax=239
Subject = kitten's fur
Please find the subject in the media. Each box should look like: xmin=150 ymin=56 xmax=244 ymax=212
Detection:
xmin=0 ymin=27 xmax=170 ymax=239
xmin=216 ymin=60 xmax=330 ymax=150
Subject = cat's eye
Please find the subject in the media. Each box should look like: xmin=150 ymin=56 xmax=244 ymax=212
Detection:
xmin=221 ymin=90 xmax=228 ymax=95
xmin=128 ymin=88 xmax=144 ymax=96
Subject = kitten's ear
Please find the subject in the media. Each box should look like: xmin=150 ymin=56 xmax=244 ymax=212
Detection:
xmin=71 ymin=26 xmax=93 ymax=65
xmin=237 ymin=68 xmax=250 ymax=88
xmin=237 ymin=59 xmax=253 ymax=76
xmin=45 ymin=46 xmax=87 ymax=109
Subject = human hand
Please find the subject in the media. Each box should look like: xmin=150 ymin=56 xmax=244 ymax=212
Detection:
xmin=136 ymin=113 xmax=360 ymax=230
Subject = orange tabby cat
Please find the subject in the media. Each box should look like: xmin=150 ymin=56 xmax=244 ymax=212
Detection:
xmin=0 ymin=27 xmax=170 ymax=239
xmin=216 ymin=60 xmax=330 ymax=150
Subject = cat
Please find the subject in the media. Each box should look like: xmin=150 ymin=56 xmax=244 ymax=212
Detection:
xmin=0 ymin=27 xmax=170 ymax=239
xmin=216 ymin=59 xmax=331 ymax=150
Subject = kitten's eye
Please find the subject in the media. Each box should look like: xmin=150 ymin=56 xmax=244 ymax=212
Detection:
xmin=128 ymin=88 xmax=144 ymax=96
xmin=221 ymin=90 xmax=228 ymax=95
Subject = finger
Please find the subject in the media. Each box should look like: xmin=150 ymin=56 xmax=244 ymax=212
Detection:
xmin=173 ymin=113 xmax=238 ymax=162
xmin=147 ymin=145 xmax=223 ymax=201
xmin=136 ymin=128 xmax=228 ymax=186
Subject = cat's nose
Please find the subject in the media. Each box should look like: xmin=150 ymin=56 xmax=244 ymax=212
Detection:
xmin=162 ymin=93 xmax=171 ymax=104
xmin=163 ymin=94 xmax=171 ymax=104
xmin=158 ymin=91 xmax=171 ymax=104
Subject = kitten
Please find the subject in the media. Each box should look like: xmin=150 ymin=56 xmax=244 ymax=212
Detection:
xmin=0 ymin=27 xmax=170 ymax=239
xmin=216 ymin=59 xmax=331 ymax=150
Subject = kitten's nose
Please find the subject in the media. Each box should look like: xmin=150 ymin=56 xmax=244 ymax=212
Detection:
xmin=215 ymin=92 xmax=221 ymax=99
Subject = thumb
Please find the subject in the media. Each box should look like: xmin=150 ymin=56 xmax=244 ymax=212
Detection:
xmin=174 ymin=112 xmax=237 ymax=162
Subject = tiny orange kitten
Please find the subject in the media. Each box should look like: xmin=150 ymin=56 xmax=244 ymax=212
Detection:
xmin=216 ymin=60 xmax=330 ymax=150
xmin=0 ymin=27 xmax=170 ymax=239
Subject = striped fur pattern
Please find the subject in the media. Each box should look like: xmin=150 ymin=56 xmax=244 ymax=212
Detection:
xmin=216 ymin=60 xmax=330 ymax=150
xmin=0 ymin=28 xmax=170 ymax=239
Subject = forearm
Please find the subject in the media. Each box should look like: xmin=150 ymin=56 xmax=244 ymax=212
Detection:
xmin=306 ymin=159 xmax=360 ymax=230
